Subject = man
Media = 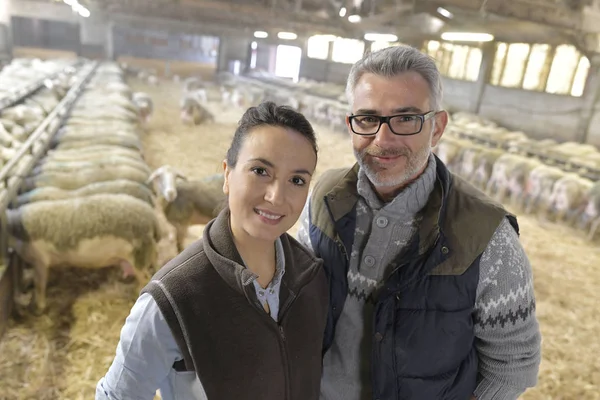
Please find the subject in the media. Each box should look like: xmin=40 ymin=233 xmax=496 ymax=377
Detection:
xmin=296 ymin=45 xmax=541 ymax=400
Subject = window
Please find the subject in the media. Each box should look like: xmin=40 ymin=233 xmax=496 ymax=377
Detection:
xmin=332 ymin=37 xmax=365 ymax=64
xmin=307 ymin=35 xmax=331 ymax=60
xmin=275 ymin=45 xmax=302 ymax=82
xmin=571 ymin=55 xmax=590 ymax=97
xmin=500 ymin=43 xmax=530 ymax=88
xmin=546 ymin=44 xmax=582 ymax=95
xmin=370 ymin=41 xmax=400 ymax=52
xmin=522 ymin=44 xmax=550 ymax=91
xmin=465 ymin=48 xmax=482 ymax=81
xmin=425 ymin=41 xmax=481 ymax=81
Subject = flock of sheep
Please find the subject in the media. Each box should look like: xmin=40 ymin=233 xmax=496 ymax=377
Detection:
xmin=2 ymin=56 xmax=599 ymax=318
xmin=200 ymin=71 xmax=600 ymax=242
xmin=434 ymin=112 xmax=600 ymax=241
xmin=0 ymin=60 xmax=226 ymax=316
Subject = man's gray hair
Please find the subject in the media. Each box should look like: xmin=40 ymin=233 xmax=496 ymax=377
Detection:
xmin=345 ymin=45 xmax=444 ymax=111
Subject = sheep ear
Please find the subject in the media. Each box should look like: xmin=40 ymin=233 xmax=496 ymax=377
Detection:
xmin=146 ymin=166 xmax=168 ymax=184
xmin=175 ymin=170 xmax=188 ymax=181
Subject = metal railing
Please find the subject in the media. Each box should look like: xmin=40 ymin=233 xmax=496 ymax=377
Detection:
xmin=0 ymin=60 xmax=82 ymax=113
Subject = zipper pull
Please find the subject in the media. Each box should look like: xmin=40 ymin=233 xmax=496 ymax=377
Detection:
xmin=279 ymin=325 xmax=286 ymax=341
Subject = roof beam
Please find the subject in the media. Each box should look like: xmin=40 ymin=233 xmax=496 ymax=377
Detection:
xmin=433 ymin=0 xmax=578 ymax=30
xmin=101 ymin=0 xmax=352 ymax=37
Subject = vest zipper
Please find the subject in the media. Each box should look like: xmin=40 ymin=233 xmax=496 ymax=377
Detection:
xmin=277 ymin=322 xmax=292 ymax=400
xmin=335 ymin=237 xmax=349 ymax=262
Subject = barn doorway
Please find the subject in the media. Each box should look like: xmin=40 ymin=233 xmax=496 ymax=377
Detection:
xmin=275 ymin=44 xmax=301 ymax=82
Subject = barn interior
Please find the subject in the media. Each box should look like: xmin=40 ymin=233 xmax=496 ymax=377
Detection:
xmin=0 ymin=0 xmax=600 ymax=398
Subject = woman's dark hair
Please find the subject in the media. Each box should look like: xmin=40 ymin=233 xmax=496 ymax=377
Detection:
xmin=225 ymin=101 xmax=318 ymax=168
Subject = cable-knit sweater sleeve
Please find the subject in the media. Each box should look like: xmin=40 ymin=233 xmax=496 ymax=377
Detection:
xmin=473 ymin=217 xmax=542 ymax=400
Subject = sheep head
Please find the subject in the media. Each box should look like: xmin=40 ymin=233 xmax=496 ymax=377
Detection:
xmin=147 ymin=165 xmax=187 ymax=203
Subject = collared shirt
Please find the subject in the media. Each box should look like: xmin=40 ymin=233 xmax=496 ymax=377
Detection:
xmin=96 ymin=238 xmax=286 ymax=400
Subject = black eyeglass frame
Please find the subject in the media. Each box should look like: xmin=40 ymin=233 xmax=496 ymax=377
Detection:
xmin=347 ymin=110 xmax=438 ymax=136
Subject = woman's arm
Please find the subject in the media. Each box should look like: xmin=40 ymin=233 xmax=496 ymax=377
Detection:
xmin=95 ymin=293 xmax=189 ymax=400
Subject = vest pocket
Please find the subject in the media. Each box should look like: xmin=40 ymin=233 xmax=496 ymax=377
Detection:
xmin=392 ymin=306 xmax=474 ymax=378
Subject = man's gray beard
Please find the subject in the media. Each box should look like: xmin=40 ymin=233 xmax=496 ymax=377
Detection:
xmin=354 ymin=144 xmax=431 ymax=188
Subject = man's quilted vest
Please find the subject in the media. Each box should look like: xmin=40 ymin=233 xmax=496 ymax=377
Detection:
xmin=308 ymin=156 xmax=518 ymax=400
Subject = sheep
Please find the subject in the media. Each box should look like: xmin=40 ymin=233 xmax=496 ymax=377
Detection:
xmin=180 ymin=94 xmax=215 ymax=125
xmin=21 ymin=164 xmax=149 ymax=192
xmin=132 ymin=92 xmax=154 ymax=124
xmin=433 ymin=137 xmax=471 ymax=172
xmin=546 ymin=174 xmax=594 ymax=225
xmin=577 ymin=181 xmax=600 ymax=241
xmin=523 ymin=165 xmax=566 ymax=215
xmin=505 ymin=157 xmax=543 ymax=208
xmin=15 ymin=179 xmax=155 ymax=207
xmin=147 ymin=165 xmax=225 ymax=252
xmin=43 ymin=145 xmax=143 ymax=163
xmin=31 ymin=156 xmax=151 ymax=176
xmin=183 ymin=77 xmax=205 ymax=93
xmin=147 ymin=75 xmax=159 ymax=86
xmin=485 ymin=153 xmax=533 ymax=202
xmin=51 ymin=135 xmax=143 ymax=152
xmin=6 ymin=193 xmax=162 ymax=314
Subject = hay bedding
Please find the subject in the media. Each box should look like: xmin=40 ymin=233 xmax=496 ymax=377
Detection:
xmin=0 ymin=77 xmax=598 ymax=400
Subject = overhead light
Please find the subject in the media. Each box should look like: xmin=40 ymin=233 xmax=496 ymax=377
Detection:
xmin=364 ymin=33 xmax=398 ymax=42
xmin=348 ymin=14 xmax=361 ymax=23
xmin=78 ymin=6 xmax=90 ymax=17
xmin=441 ymin=32 xmax=494 ymax=42
xmin=277 ymin=31 xmax=297 ymax=40
xmin=437 ymin=7 xmax=453 ymax=19
xmin=254 ymin=31 xmax=269 ymax=38
xmin=251 ymin=41 xmax=257 ymax=50
xmin=339 ymin=7 xmax=347 ymax=17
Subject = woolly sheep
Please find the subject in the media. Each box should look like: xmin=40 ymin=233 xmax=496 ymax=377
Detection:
xmin=32 ymin=156 xmax=151 ymax=176
xmin=44 ymin=145 xmax=143 ymax=162
xmin=147 ymin=165 xmax=225 ymax=251
xmin=21 ymin=164 xmax=149 ymax=191
xmin=51 ymin=135 xmax=142 ymax=152
xmin=15 ymin=179 xmax=155 ymax=207
xmin=180 ymin=94 xmax=215 ymax=125
xmin=6 ymin=193 xmax=162 ymax=314
xmin=132 ymin=92 xmax=154 ymax=124
xmin=577 ymin=181 xmax=600 ymax=240
xmin=546 ymin=174 xmax=594 ymax=225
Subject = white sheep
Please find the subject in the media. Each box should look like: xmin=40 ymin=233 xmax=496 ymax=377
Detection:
xmin=132 ymin=92 xmax=154 ymax=125
xmin=21 ymin=164 xmax=150 ymax=192
xmin=180 ymin=94 xmax=215 ymax=125
xmin=546 ymin=174 xmax=594 ymax=225
xmin=147 ymin=165 xmax=225 ymax=251
xmin=577 ymin=181 xmax=600 ymax=241
xmin=6 ymin=193 xmax=162 ymax=314
xmin=15 ymin=179 xmax=155 ymax=207
xmin=32 ymin=156 xmax=151 ymax=176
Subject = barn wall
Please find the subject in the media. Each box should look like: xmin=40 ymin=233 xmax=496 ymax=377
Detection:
xmin=11 ymin=16 xmax=81 ymax=54
xmin=8 ymin=0 xmax=109 ymax=56
xmin=0 ymin=0 xmax=10 ymax=59
xmin=297 ymin=57 xmax=599 ymax=145
xmin=112 ymin=24 xmax=219 ymax=64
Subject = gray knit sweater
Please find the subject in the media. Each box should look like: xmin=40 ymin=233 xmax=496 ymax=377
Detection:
xmin=297 ymin=154 xmax=541 ymax=400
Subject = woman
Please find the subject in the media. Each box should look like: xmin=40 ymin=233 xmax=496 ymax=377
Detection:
xmin=96 ymin=101 xmax=328 ymax=400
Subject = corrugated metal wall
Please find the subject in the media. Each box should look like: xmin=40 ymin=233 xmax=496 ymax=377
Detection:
xmin=113 ymin=25 xmax=219 ymax=64
xmin=11 ymin=16 xmax=80 ymax=53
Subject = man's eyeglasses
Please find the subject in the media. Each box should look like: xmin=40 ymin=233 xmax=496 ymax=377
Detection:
xmin=347 ymin=111 xmax=437 ymax=136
